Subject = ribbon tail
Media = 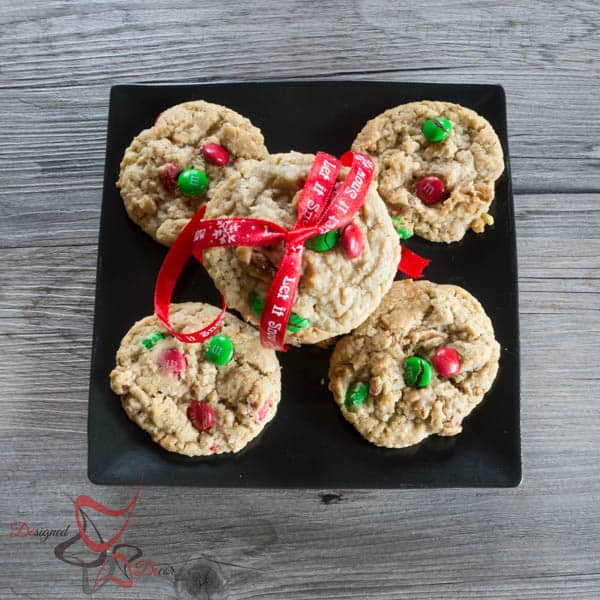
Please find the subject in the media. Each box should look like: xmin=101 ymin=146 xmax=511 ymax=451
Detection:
xmin=259 ymin=244 xmax=304 ymax=351
xmin=313 ymin=151 xmax=374 ymax=234
xmin=398 ymin=244 xmax=430 ymax=279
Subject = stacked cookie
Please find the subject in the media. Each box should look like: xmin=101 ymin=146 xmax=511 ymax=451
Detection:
xmin=111 ymin=99 xmax=503 ymax=455
xmin=202 ymin=152 xmax=400 ymax=345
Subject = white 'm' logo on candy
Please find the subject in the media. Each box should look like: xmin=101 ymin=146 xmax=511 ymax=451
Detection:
xmin=422 ymin=182 xmax=435 ymax=195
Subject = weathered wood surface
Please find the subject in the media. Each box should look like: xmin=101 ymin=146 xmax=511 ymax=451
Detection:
xmin=1 ymin=1 xmax=599 ymax=598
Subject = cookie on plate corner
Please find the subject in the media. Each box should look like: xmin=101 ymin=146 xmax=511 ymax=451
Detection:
xmin=117 ymin=100 xmax=269 ymax=246
xmin=352 ymin=100 xmax=504 ymax=243
xmin=328 ymin=280 xmax=500 ymax=448
xmin=110 ymin=303 xmax=281 ymax=456
xmin=201 ymin=152 xmax=401 ymax=346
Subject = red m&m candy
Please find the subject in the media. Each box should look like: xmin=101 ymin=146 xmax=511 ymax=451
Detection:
xmin=416 ymin=176 xmax=445 ymax=205
xmin=202 ymin=142 xmax=229 ymax=166
xmin=187 ymin=400 xmax=213 ymax=432
xmin=161 ymin=162 xmax=182 ymax=192
xmin=432 ymin=346 xmax=461 ymax=377
xmin=157 ymin=347 xmax=187 ymax=378
xmin=341 ymin=223 xmax=364 ymax=260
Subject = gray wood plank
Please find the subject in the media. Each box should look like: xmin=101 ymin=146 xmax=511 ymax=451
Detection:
xmin=1 ymin=0 xmax=599 ymax=598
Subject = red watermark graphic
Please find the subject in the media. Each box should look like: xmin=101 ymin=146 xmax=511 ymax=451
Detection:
xmin=9 ymin=487 xmax=174 ymax=595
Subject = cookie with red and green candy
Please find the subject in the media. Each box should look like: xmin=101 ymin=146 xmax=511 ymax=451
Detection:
xmin=353 ymin=100 xmax=504 ymax=243
xmin=329 ymin=280 xmax=500 ymax=448
xmin=110 ymin=302 xmax=280 ymax=456
xmin=201 ymin=152 xmax=401 ymax=346
xmin=117 ymin=100 xmax=268 ymax=246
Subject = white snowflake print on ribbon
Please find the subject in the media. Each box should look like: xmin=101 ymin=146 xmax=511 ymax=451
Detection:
xmin=211 ymin=220 xmax=240 ymax=244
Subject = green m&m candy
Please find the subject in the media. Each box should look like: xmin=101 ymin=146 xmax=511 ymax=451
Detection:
xmin=250 ymin=292 xmax=310 ymax=332
xmin=404 ymin=356 xmax=432 ymax=388
xmin=250 ymin=291 xmax=265 ymax=316
xmin=177 ymin=168 xmax=208 ymax=196
xmin=305 ymin=229 xmax=340 ymax=252
xmin=287 ymin=312 xmax=310 ymax=332
xmin=205 ymin=334 xmax=234 ymax=366
xmin=392 ymin=217 xmax=414 ymax=240
xmin=422 ymin=117 xmax=452 ymax=143
xmin=142 ymin=331 xmax=165 ymax=350
xmin=345 ymin=382 xmax=369 ymax=410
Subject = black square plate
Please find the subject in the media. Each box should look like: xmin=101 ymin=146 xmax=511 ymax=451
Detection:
xmin=89 ymin=82 xmax=520 ymax=487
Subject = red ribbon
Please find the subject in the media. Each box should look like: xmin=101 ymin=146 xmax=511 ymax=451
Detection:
xmin=154 ymin=151 xmax=375 ymax=350
xmin=398 ymin=245 xmax=431 ymax=279
xmin=154 ymin=204 xmax=228 ymax=344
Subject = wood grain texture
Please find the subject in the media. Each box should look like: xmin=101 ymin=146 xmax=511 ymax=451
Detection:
xmin=1 ymin=0 xmax=599 ymax=598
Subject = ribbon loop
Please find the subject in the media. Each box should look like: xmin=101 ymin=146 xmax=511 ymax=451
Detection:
xmin=154 ymin=206 xmax=228 ymax=344
xmin=295 ymin=152 xmax=341 ymax=228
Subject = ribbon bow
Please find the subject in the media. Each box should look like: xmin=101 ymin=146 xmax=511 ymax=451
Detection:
xmin=155 ymin=151 xmax=374 ymax=350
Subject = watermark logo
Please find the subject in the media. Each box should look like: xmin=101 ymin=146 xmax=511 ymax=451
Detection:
xmin=9 ymin=521 xmax=71 ymax=542
xmin=9 ymin=486 xmax=173 ymax=595
xmin=54 ymin=487 xmax=143 ymax=593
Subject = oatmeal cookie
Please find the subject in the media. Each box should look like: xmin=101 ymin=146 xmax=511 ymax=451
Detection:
xmin=329 ymin=280 xmax=500 ymax=447
xmin=110 ymin=303 xmax=281 ymax=456
xmin=352 ymin=101 xmax=504 ymax=243
xmin=201 ymin=152 xmax=400 ymax=346
xmin=117 ymin=100 xmax=268 ymax=246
